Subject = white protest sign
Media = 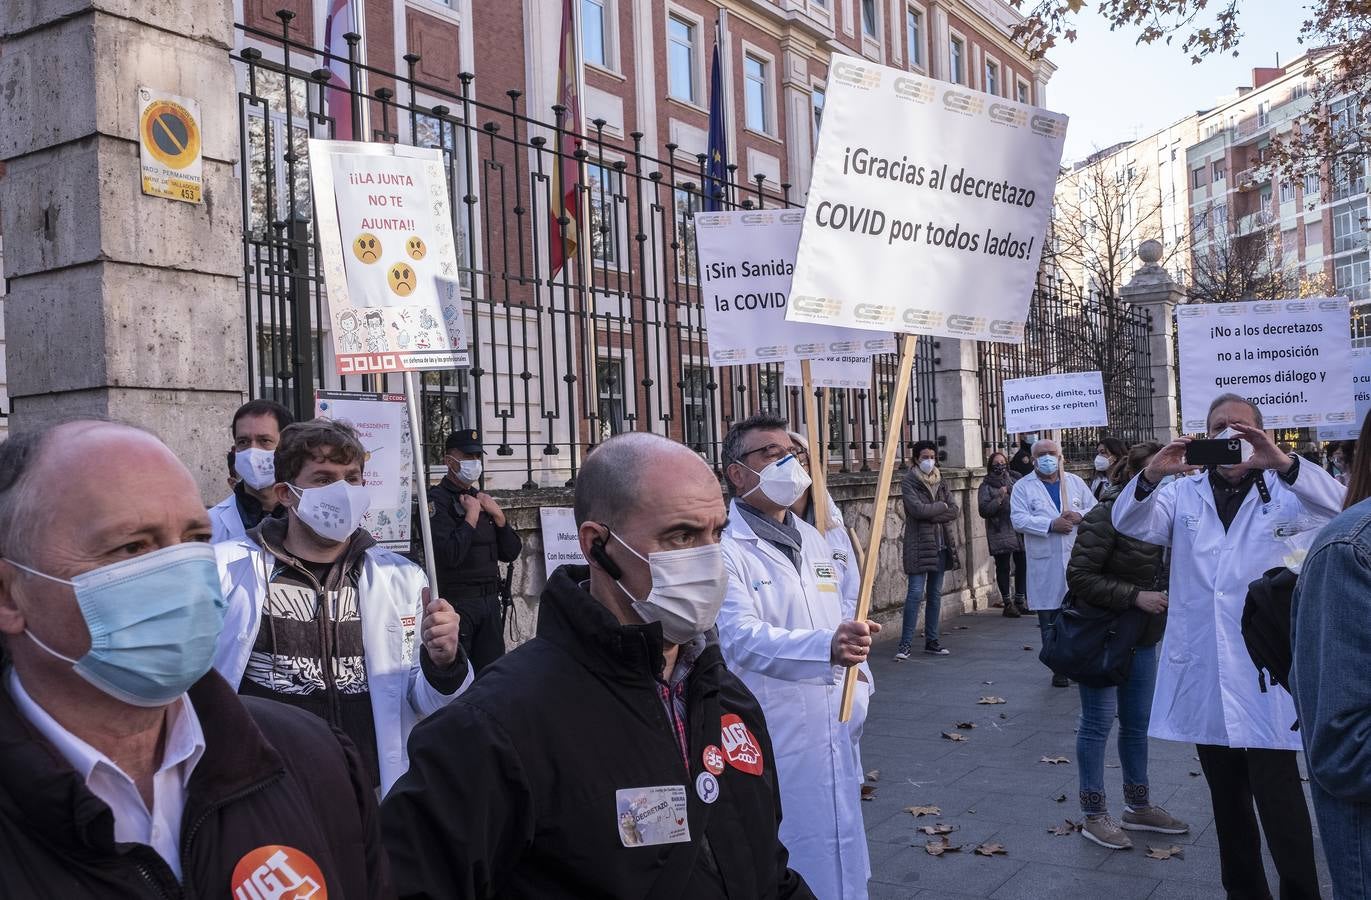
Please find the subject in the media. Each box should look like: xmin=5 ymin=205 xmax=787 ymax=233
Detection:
xmin=1318 ymin=348 xmax=1371 ymax=440
xmin=309 ymin=139 xmax=470 ymax=375
xmin=783 ymin=355 xmax=874 ymax=389
xmin=540 ymin=507 xmax=587 ymax=574
xmin=1002 ymin=372 xmax=1108 ymax=433
xmin=784 ymin=57 xmax=1067 ymax=342
xmin=315 ymin=390 xmax=413 ymax=551
xmin=1177 ymin=297 xmax=1354 ymax=432
xmin=694 ymin=210 xmax=895 ymax=364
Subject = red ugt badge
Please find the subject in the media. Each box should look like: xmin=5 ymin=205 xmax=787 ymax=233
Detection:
xmin=719 ymin=713 xmax=764 ymax=776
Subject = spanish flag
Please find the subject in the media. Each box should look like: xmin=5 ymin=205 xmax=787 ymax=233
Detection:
xmin=549 ymin=0 xmax=584 ymax=276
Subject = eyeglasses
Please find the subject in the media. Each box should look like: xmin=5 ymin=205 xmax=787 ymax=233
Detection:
xmin=738 ymin=442 xmax=791 ymax=464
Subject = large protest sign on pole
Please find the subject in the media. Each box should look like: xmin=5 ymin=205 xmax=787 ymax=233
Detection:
xmin=1002 ymin=372 xmax=1108 ymax=434
xmin=783 ymin=57 xmax=1067 ymax=342
xmin=1177 ymin=298 xmax=1354 ymax=433
xmin=694 ymin=210 xmax=895 ymax=364
xmin=1318 ymin=348 xmax=1371 ymax=441
xmin=315 ymin=391 xmax=413 ymax=552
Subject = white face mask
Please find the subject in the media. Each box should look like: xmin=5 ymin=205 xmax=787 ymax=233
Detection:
xmin=456 ymin=458 xmax=483 ymax=483
xmin=289 ymin=480 xmax=371 ymax=543
xmin=612 ymin=534 xmax=727 ymax=645
xmin=234 ymin=448 xmax=277 ymax=491
xmin=1093 ymin=454 xmax=1111 ymax=472
xmin=918 ymin=458 xmax=936 ymax=474
xmin=742 ymin=454 xmax=812 ymax=508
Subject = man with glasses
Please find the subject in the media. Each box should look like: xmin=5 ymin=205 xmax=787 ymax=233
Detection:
xmin=716 ymin=413 xmax=878 ymax=900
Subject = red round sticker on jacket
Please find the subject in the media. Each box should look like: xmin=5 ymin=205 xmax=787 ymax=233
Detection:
xmin=702 ymin=744 xmax=725 ymax=775
xmin=720 ymin=713 xmax=765 ymax=775
xmin=231 ymin=844 xmax=328 ymax=900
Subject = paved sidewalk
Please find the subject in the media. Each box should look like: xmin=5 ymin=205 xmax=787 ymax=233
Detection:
xmin=858 ymin=609 xmax=1332 ymax=899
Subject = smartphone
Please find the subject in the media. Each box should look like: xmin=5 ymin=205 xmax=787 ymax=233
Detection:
xmin=1185 ymin=438 xmax=1243 ymax=467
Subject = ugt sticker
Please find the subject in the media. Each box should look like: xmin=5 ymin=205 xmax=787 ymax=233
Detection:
xmin=720 ymin=713 xmax=765 ymax=776
xmin=615 ymin=785 xmax=690 ymax=848
xmin=231 ymin=844 xmax=327 ymax=899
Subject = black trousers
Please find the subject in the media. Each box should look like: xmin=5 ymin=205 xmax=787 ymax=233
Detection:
xmin=452 ymin=592 xmax=507 ymax=673
xmin=992 ymin=550 xmax=1027 ymax=601
xmin=1195 ymin=744 xmax=1321 ymax=900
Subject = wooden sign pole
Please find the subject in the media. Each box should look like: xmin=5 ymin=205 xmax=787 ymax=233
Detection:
xmin=801 ymin=359 xmax=829 ymax=534
xmin=840 ymin=333 xmax=917 ymax=722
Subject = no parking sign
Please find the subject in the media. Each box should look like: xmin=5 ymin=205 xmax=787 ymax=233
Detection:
xmin=138 ymin=86 xmax=203 ymax=204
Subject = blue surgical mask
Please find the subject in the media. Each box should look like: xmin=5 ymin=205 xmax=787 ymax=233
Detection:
xmin=1035 ymin=455 xmax=1059 ymax=476
xmin=10 ymin=543 xmax=226 ymax=707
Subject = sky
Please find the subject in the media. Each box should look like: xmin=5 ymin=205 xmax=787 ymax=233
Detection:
xmin=1050 ymin=2 xmax=1313 ymax=165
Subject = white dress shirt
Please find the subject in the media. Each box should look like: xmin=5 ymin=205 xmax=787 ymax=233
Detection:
xmin=7 ymin=669 xmax=206 ymax=879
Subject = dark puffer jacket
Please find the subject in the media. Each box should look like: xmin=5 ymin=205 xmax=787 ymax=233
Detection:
xmin=978 ymin=468 xmax=1023 ymax=556
xmin=1066 ymin=485 xmax=1169 ymax=647
xmin=901 ymin=469 xmax=961 ymax=575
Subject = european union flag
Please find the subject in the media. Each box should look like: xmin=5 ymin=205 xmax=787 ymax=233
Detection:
xmin=704 ymin=39 xmax=728 ymax=212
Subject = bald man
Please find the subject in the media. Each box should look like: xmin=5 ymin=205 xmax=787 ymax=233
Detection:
xmin=0 ymin=421 xmax=389 ymax=897
xmin=383 ymin=432 xmax=815 ymax=900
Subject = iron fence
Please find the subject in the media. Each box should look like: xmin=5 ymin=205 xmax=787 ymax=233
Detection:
xmin=978 ymin=276 xmax=1156 ymax=463
xmin=233 ymin=15 xmax=939 ymax=489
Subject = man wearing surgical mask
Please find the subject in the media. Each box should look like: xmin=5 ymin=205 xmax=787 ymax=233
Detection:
xmin=213 ymin=418 xmax=471 ymax=796
xmin=383 ymin=431 xmax=815 ymax=899
xmin=429 ymin=429 xmax=522 ymax=672
xmin=209 ymin=399 xmax=295 ymax=543
xmin=0 ymin=421 xmax=389 ymax=896
xmin=716 ymin=413 xmax=878 ymax=900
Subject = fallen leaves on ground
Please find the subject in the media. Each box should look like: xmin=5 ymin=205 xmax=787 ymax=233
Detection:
xmin=924 ymin=835 xmax=962 ymax=856
xmin=1023 ymin=645 xmax=1034 ymax=651
xmin=999 ymin=713 xmax=1008 ymax=719
xmin=1146 ymin=845 xmax=1185 ymax=861
xmin=865 ymin=769 xmax=880 ymax=783
xmin=1189 ymin=771 xmax=1201 ymax=777
xmin=977 ymin=696 xmax=1007 ymax=705
xmin=975 ymin=842 xmax=1008 ymax=857
xmin=905 ymin=805 xmax=941 ymax=818
xmin=860 ymin=784 xmax=877 ymax=801
xmin=1040 ymin=756 xmax=1071 ymax=765
xmin=954 ymin=721 xmax=976 ymax=730
xmin=1047 ymin=820 xmax=1083 ymax=836
xmin=983 ymin=680 xmax=995 ymax=685
xmin=917 ymin=823 xmax=958 ymax=836
xmin=941 ymin=731 xmax=969 ymax=742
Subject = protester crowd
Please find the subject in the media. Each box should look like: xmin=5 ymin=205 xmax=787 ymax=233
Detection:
xmin=0 ymin=391 xmax=1367 ymax=898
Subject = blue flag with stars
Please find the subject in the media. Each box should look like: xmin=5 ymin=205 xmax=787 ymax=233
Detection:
xmin=704 ymin=39 xmax=728 ymax=211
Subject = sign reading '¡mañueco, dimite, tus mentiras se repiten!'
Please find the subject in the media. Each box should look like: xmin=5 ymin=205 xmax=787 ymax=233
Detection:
xmin=783 ymin=56 xmax=1068 ymax=343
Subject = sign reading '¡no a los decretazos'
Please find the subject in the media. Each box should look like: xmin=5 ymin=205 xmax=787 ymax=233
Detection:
xmin=784 ymin=56 xmax=1068 ymax=343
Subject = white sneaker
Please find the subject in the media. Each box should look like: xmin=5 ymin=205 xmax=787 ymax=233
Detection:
xmin=894 ymin=646 xmax=912 ymax=661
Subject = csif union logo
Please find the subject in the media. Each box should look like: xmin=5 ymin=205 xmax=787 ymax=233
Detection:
xmin=987 ymin=103 xmax=1028 ymax=129
xmin=833 ymin=59 xmax=881 ymax=90
xmin=946 ymin=314 xmax=987 ymax=334
xmin=902 ymin=308 xmax=946 ymax=330
xmin=1030 ymin=114 xmax=1067 ymax=139
xmin=854 ymin=304 xmax=896 ymax=325
xmin=892 ymin=77 xmax=936 ymax=104
xmin=942 ymin=90 xmax=984 ymax=116
xmin=791 ymin=295 xmax=842 ymax=317
xmin=740 ymin=212 xmax=775 ymax=225
xmin=779 ymin=210 xmax=804 ymax=224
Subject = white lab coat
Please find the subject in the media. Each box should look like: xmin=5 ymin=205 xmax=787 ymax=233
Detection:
xmin=209 ymin=493 xmax=246 ymax=544
xmin=819 ymin=500 xmax=874 ymax=785
xmin=1113 ymin=465 xmax=1345 ymax=750
xmin=212 ymin=539 xmax=472 ymax=794
xmin=718 ymin=501 xmax=870 ymax=900
xmin=1009 ymin=471 xmax=1096 ymax=610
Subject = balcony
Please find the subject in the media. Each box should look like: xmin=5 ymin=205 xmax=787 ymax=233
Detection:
xmin=1235 ymin=163 xmax=1273 ymax=191
xmin=1235 ymin=209 xmax=1276 ymax=236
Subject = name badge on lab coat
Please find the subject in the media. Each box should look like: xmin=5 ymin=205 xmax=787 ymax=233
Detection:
xmin=813 ymin=562 xmax=839 ymax=593
xmin=615 ymin=785 xmax=690 ymax=847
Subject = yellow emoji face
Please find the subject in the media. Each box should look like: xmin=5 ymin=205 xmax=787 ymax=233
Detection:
xmin=388 ymin=263 xmax=417 ymax=296
xmin=405 ymin=236 xmax=427 ymax=261
xmin=352 ymin=233 xmax=382 ymax=263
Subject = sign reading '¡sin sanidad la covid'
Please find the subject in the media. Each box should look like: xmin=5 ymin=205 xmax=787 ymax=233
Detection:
xmin=785 ymin=56 xmax=1068 ymax=344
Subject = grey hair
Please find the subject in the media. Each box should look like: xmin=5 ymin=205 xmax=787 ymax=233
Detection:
xmin=574 ymin=432 xmax=692 ymax=526
xmin=721 ymin=413 xmax=789 ymax=496
xmin=1030 ymin=438 xmax=1060 ymax=456
xmin=1207 ymin=393 xmax=1264 ymax=429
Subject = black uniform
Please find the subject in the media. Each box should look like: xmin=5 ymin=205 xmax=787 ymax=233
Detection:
xmin=428 ymin=477 xmax=522 ymax=671
xmin=382 ymin=565 xmax=816 ymax=900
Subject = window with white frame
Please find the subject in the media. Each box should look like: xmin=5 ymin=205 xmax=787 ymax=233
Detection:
xmin=414 ymin=112 xmax=473 ymax=289
xmin=1211 ymin=160 xmax=1226 ymax=182
xmin=1016 ymin=79 xmax=1029 ymax=104
xmin=1257 ymin=100 xmax=1270 ymax=127
xmin=585 ymin=161 xmax=622 ymax=265
xmin=1336 ymin=253 xmax=1371 ymax=301
xmin=1191 ymin=167 xmax=1205 ymax=189
xmin=744 ymin=53 xmax=770 ymax=133
xmin=682 ymin=365 xmax=715 ymax=459
xmin=597 ymin=357 xmax=627 ymax=439
xmin=1333 ymin=202 xmax=1366 ymax=254
xmin=667 ymin=14 xmax=697 ymax=103
xmin=244 ymin=69 xmax=312 ymax=241
xmin=812 ymin=86 xmax=825 ymax=143
xmin=984 ymin=59 xmax=999 ymax=96
xmin=905 ymin=8 xmax=923 ymax=67
xmin=861 ymin=0 xmax=878 ymax=37
xmin=1304 ymin=172 xmax=1322 ymax=199
xmin=1279 ymin=179 xmax=1295 ymax=204
xmin=673 ymin=184 xmax=700 ymax=282
xmin=582 ymin=0 xmax=609 ymax=68
xmin=949 ymin=36 xmax=965 ymax=85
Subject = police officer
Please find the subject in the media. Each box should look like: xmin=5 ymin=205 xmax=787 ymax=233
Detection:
xmin=429 ymin=429 xmax=522 ymax=672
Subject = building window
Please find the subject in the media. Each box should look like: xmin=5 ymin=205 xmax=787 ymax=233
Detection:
xmin=1259 ymin=185 xmax=1272 ymax=210
xmin=984 ymin=60 xmax=999 ymax=96
xmin=861 ymin=0 xmax=878 ymax=37
xmin=245 ymin=70 xmax=311 ymax=241
xmin=1304 ymin=172 xmax=1322 ymax=200
xmin=1212 ymin=204 xmax=1229 ymax=232
xmin=1336 ymin=253 xmax=1371 ymax=302
xmin=585 ymin=161 xmax=621 ymax=265
xmin=906 ymin=8 xmax=923 ymax=67
xmin=949 ymin=36 xmax=965 ymax=85
xmin=1212 ymin=160 xmax=1226 ymax=182
xmin=673 ymin=185 xmax=700 ymax=282
xmin=812 ymin=86 xmax=825 ymax=143
xmin=1333 ymin=202 xmax=1366 ymax=254
xmin=1191 ymin=167 xmax=1205 ymax=189
xmin=682 ymin=365 xmax=714 ymax=458
xmin=744 ymin=54 xmax=769 ymax=133
xmin=1279 ymin=180 xmax=1295 ymax=204
xmin=582 ymin=0 xmax=608 ymax=68
xmin=1306 ymin=221 xmax=1323 ymax=247
xmin=1016 ymin=80 xmax=1029 ymax=104
xmin=667 ymin=14 xmax=696 ymax=103
xmin=596 ymin=358 xmax=626 ymax=440
xmin=414 ymin=112 xmax=473 ymax=289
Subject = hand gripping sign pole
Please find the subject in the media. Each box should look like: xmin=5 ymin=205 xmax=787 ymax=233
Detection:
xmin=839 ymin=333 xmax=917 ymax=722
xmin=801 ymin=359 xmax=829 ymax=534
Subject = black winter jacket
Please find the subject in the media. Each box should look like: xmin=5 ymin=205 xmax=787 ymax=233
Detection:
xmin=901 ymin=470 xmax=961 ymax=575
xmin=978 ymin=468 xmax=1023 ymax=556
xmin=428 ymin=477 xmax=522 ymax=596
xmin=1066 ymin=487 xmax=1169 ymax=647
xmin=0 ymin=670 xmax=391 ymax=899
xmin=381 ymin=565 xmax=816 ymax=900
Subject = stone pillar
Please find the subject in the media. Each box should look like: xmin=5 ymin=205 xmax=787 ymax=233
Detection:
xmin=1119 ymin=240 xmax=1184 ymax=442
xmin=931 ymin=337 xmax=984 ymax=468
xmin=0 ymin=1 xmax=244 ymax=500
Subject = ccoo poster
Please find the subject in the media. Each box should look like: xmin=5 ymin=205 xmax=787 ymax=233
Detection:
xmin=315 ymin=390 xmax=413 ymax=551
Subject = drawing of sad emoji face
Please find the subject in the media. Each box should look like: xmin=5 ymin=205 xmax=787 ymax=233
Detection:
xmin=405 ymin=236 xmax=427 ymax=260
xmin=352 ymin=233 xmax=382 ymax=263
xmin=388 ymin=263 xmax=417 ymax=296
